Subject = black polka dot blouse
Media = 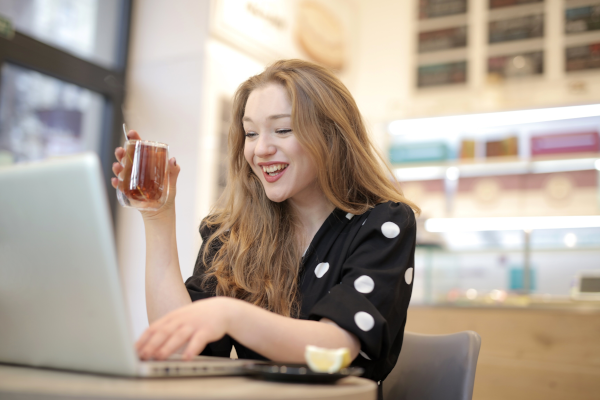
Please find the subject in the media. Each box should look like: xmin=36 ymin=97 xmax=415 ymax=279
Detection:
xmin=185 ymin=201 xmax=416 ymax=383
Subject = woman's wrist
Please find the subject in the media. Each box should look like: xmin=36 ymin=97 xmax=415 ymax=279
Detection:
xmin=218 ymin=296 xmax=241 ymax=334
xmin=142 ymin=207 xmax=176 ymax=225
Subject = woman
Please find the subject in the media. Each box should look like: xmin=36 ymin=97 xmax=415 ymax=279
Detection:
xmin=111 ymin=59 xmax=419 ymax=392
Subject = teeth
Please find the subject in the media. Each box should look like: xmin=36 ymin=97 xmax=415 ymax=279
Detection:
xmin=262 ymin=164 xmax=288 ymax=173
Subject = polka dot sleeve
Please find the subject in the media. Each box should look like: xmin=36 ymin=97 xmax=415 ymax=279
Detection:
xmin=307 ymin=202 xmax=416 ymax=366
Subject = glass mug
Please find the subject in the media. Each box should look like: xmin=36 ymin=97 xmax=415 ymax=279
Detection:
xmin=116 ymin=139 xmax=169 ymax=211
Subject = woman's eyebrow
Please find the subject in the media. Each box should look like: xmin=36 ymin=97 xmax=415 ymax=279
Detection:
xmin=242 ymin=114 xmax=291 ymax=122
xmin=268 ymin=114 xmax=291 ymax=120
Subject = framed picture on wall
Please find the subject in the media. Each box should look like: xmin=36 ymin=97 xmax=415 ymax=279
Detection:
xmin=565 ymin=5 xmax=600 ymax=35
xmin=215 ymin=97 xmax=233 ymax=201
xmin=417 ymin=61 xmax=467 ymax=87
xmin=489 ymin=14 xmax=544 ymax=43
xmin=566 ymin=42 xmax=600 ymax=72
xmin=489 ymin=0 xmax=543 ymax=10
xmin=418 ymin=26 xmax=467 ymax=53
xmin=419 ymin=0 xmax=467 ymax=20
xmin=488 ymin=51 xmax=543 ymax=79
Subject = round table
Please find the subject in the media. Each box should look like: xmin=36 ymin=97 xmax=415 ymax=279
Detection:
xmin=0 ymin=364 xmax=377 ymax=400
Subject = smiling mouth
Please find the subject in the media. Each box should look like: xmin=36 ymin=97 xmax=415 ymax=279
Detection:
xmin=261 ymin=163 xmax=289 ymax=177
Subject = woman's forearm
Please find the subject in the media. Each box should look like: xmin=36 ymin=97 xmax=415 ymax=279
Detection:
xmin=225 ymin=298 xmax=360 ymax=363
xmin=143 ymin=210 xmax=191 ymax=323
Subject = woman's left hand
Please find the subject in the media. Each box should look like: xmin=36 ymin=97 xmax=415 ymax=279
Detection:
xmin=135 ymin=297 xmax=234 ymax=361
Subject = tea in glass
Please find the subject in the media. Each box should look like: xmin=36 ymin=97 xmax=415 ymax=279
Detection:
xmin=116 ymin=140 xmax=169 ymax=211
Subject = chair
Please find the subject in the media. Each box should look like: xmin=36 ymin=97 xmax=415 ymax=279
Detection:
xmin=382 ymin=331 xmax=481 ymax=400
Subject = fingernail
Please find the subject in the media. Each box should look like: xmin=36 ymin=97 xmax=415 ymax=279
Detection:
xmin=173 ymin=158 xmax=177 ymax=166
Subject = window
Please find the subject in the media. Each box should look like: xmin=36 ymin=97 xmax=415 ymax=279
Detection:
xmin=0 ymin=0 xmax=132 ymax=220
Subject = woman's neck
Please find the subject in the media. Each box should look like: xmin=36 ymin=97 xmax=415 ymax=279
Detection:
xmin=288 ymin=183 xmax=335 ymax=252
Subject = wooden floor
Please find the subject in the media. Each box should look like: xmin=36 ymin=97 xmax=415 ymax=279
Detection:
xmin=405 ymin=306 xmax=600 ymax=400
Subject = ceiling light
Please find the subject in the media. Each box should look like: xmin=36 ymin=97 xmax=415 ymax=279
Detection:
xmin=445 ymin=166 xmax=460 ymax=181
xmin=389 ymin=104 xmax=600 ymax=137
xmin=564 ymin=233 xmax=577 ymax=248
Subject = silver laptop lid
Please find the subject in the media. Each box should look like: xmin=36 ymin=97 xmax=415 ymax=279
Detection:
xmin=0 ymin=153 xmax=139 ymax=375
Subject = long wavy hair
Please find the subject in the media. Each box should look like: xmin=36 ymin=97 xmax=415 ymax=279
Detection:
xmin=201 ymin=59 xmax=419 ymax=317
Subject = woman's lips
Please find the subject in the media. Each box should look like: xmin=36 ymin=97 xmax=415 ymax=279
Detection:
xmin=262 ymin=165 xmax=287 ymax=183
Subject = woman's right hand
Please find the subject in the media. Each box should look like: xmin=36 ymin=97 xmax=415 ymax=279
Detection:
xmin=111 ymin=130 xmax=181 ymax=221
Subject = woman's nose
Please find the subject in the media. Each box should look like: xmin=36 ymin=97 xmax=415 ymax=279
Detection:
xmin=254 ymin=133 xmax=276 ymax=157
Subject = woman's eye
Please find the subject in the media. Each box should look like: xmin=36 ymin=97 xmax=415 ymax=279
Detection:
xmin=276 ymin=129 xmax=292 ymax=135
xmin=244 ymin=132 xmax=257 ymax=138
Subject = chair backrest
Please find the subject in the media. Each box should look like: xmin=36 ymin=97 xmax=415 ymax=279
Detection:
xmin=383 ymin=331 xmax=481 ymax=400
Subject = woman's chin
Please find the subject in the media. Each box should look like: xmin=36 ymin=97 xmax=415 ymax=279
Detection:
xmin=265 ymin=191 xmax=290 ymax=203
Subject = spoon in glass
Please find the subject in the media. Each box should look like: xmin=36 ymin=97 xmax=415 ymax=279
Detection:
xmin=122 ymin=123 xmax=129 ymax=142
xmin=121 ymin=124 xmax=148 ymax=201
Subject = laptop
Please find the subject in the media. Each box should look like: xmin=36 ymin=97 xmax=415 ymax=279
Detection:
xmin=0 ymin=153 xmax=252 ymax=377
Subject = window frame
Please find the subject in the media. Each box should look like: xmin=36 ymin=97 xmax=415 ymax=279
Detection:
xmin=0 ymin=0 xmax=132 ymax=222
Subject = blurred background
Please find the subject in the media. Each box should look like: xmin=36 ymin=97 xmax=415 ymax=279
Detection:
xmin=0 ymin=0 xmax=599 ymax=399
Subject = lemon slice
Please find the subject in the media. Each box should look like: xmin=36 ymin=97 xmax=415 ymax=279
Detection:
xmin=305 ymin=345 xmax=351 ymax=373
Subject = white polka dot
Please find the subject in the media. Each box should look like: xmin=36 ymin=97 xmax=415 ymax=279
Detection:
xmin=354 ymin=312 xmax=375 ymax=331
xmin=354 ymin=275 xmax=375 ymax=293
xmin=381 ymin=222 xmax=400 ymax=238
xmin=405 ymin=267 xmax=414 ymax=285
xmin=346 ymin=212 xmax=354 ymax=220
xmin=314 ymin=262 xmax=329 ymax=278
xmin=362 ymin=219 xmax=367 ymax=226
xmin=359 ymin=350 xmax=371 ymax=360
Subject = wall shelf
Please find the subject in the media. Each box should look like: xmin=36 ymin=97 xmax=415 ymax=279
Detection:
xmin=393 ymin=154 xmax=600 ymax=180
xmin=414 ymin=0 xmax=600 ymax=89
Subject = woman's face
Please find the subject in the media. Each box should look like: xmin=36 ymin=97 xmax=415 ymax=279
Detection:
xmin=243 ymin=83 xmax=319 ymax=203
